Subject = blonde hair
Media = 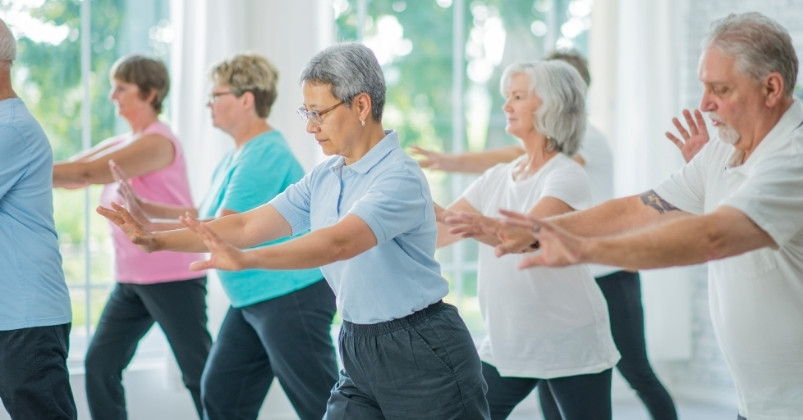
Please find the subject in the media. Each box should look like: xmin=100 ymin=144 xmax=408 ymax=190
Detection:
xmin=209 ymin=53 xmax=279 ymax=118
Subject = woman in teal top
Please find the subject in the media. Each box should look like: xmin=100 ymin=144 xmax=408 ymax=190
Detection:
xmin=114 ymin=53 xmax=336 ymax=420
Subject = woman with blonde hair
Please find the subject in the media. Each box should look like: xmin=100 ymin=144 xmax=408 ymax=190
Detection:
xmin=114 ymin=53 xmax=337 ymax=420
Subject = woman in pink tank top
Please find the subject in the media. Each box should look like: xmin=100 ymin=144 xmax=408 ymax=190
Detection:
xmin=53 ymin=54 xmax=211 ymax=419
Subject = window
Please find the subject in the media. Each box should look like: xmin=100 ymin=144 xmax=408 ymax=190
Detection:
xmin=3 ymin=0 xmax=172 ymax=362
xmin=334 ymin=0 xmax=592 ymax=334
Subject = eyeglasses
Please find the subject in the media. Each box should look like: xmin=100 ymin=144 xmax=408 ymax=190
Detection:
xmin=296 ymin=101 xmax=344 ymax=125
xmin=208 ymin=91 xmax=235 ymax=104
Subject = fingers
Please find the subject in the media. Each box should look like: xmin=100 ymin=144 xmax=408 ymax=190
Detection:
xmin=682 ymin=109 xmax=698 ymax=136
xmin=497 ymin=208 xmax=536 ymax=222
xmin=672 ymin=116 xmax=690 ymax=139
xmin=665 ymin=131 xmax=683 ymax=149
xmin=693 ymin=109 xmax=709 ymax=136
xmin=188 ymin=260 xmax=213 ymax=271
xmin=96 ymin=205 xmax=124 ymax=225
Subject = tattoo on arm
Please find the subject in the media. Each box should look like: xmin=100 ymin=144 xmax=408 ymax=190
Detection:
xmin=639 ymin=190 xmax=680 ymax=214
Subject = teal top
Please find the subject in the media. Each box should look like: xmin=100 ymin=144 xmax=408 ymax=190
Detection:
xmin=198 ymin=130 xmax=323 ymax=308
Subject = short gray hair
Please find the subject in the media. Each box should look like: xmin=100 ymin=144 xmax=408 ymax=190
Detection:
xmin=500 ymin=60 xmax=587 ymax=156
xmin=703 ymin=12 xmax=798 ymax=97
xmin=0 ymin=19 xmax=17 ymax=63
xmin=300 ymin=42 xmax=386 ymax=121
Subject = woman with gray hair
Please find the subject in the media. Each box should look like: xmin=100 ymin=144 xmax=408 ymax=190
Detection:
xmin=98 ymin=42 xmax=490 ymax=419
xmin=436 ymin=60 xmax=620 ymax=419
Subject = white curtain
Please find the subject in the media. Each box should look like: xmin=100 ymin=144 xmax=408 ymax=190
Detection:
xmin=589 ymin=0 xmax=693 ymax=361
xmin=169 ymin=0 xmax=334 ymax=335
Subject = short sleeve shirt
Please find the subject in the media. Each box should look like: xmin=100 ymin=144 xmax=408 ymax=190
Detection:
xmin=461 ymin=154 xmax=620 ymax=378
xmin=270 ymin=131 xmax=449 ymax=324
xmin=655 ymin=100 xmax=803 ymax=418
xmin=198 ymin=131 xmax=323 ymax=308
xmin=0 ymin=98 xmax=71 ymax=330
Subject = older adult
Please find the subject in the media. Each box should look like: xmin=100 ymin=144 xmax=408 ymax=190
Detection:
xmin=53 ymin=54 xmax=211 ymax=419
xmin=0 ymin=18 xmax=76 ymax=420
xmin=415 ymin=50 xmax=677 ymax=419
xmin=437 ymin=60 xmax=619 ymax=419
xmin=98 ymin=42 xmax=490 ymax=420
xmin=487 ymin=12 xmax=803 ymax=420
xmin=114 ymin=53 xmax=337 ymax=420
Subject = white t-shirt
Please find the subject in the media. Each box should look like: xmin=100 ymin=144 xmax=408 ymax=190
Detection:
xmin=463 ymin=153 xmax=620 ymax=378
xmin=655 ymin=100 xmax=803 ymax=419
xmin=578 ymin=124 xmax=619 ymax=277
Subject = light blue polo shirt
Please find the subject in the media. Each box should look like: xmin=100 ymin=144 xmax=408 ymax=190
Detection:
xmin=198 ymin=130 xmax=323 ymax=308
xmin=270 ymin=130 xmax=449 ymax=324
xmin=0 ymin=98 xmax=71 ymax=330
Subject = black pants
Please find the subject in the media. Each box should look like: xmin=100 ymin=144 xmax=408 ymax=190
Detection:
xmin=0 ymin=323 xmax=77 ymax=419
xmin=539 ymin=270 xmax=677 ymax=419
xmin=201 ymin=279 xmax=338 ymax=420
xmin=85 ymin=278 xmax=212 ymax=420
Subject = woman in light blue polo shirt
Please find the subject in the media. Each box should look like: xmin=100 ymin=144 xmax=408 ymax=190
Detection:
xmin=112 ymin=54 xmax=336 ymax=420
xmin=100 ymin=43 xmax=490 ymax=420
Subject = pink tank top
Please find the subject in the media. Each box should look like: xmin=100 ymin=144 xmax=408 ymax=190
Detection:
xmin=100 ymin=121 xmax=203 ymax=284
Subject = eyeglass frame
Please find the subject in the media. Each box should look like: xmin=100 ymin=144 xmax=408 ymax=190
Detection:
xmin=296 ymin=101 xmax=345 ymax=125
xmin=207 ymin=91 xmax=236 ymax=104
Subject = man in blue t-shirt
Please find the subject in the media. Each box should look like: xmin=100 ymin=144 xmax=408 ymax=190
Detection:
xmin=0 ymin=18 xmax=76 ymax=419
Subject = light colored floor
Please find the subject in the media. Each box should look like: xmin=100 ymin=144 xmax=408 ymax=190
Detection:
xmin=508 ymin=397 xmax=736 ymax=419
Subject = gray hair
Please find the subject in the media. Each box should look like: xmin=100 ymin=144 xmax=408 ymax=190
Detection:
xmin=703 ymin=12 xmax=798 ymax=97
xmin=299 ymin=42 xmax=386 ymax=121
xmin=0 ymin=19 xmax=16 ymax=64
xmin=500 ymin=60 xmax=587 ymax=156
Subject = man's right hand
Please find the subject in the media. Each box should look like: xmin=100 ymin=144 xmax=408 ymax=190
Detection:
xmin=665 ymin=108 xmax=710 ymax=163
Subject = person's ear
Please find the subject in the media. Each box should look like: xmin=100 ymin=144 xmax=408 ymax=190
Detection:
xmin=763 ymin=72 xmax=785 ymax=107
xmin=353 ymin=92 xmax=372 ymax=124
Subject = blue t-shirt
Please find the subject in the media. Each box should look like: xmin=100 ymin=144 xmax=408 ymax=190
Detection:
xmin=0 ymin=98 xmax=71 ymax=330
xmin=198 ymin=130 xmax=323 ymax=308
xmin=271 ymin=130 xmax=449 ymax=324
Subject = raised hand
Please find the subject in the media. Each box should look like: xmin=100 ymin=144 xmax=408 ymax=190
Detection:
xmin=665 ymin=108 xmax=710 ymax=163
xmin=409 ymin=145 xmax=460 ymax=171
xmin=96 ymin=202 xmax=159 ymax=252
xmin=179 ymin=213 xmax=249 ymax=272
xmin=497 ymin=209 xmax=585 ymax=269
xmin=109 ymin=160 xmax=148 ymax=223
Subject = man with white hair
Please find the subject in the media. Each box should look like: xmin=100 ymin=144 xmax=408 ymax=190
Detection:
xmin=475 ymin=12 xmax=803 ymax=420
xmin=0 ymin=18 xmax=76 ymax=419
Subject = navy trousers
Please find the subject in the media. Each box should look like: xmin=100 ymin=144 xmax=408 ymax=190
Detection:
xmin=538 ymin=270 xmax=677 ymax=420
xmin=0 ymin=323 xmax=76 ymax=420
xmin=201 ymin=279 xmax=337 ymax=420
xmin=84 ymin=277 xmax=211 ymax=420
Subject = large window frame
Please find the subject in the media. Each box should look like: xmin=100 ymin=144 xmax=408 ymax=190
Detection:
xmin=4 ymin=0 xmax=174 ymax=365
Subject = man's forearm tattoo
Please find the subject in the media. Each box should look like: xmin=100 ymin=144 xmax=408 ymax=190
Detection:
xmin=639 ymin=190 xmax=680 ymax=214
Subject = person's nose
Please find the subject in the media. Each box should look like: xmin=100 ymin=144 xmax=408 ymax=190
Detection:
xmin=305 ymin=118 xmax=318 ymax=133
xmin=699 ymin=89 xmax=716 ymax=113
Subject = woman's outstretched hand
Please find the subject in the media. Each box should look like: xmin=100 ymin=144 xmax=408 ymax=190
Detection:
xmin=96 ymin=202 xmax=159 ymax=252
xmin=497 ymin=209 xmax=586 ymax=269
xmin=180 ymin=213 xmax=249 ymax=272
xmin=109 ymin=160 xmax=149 ymax=224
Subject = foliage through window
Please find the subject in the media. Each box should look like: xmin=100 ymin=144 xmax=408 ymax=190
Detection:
xmin=334 ymin=0 xmax=592 ymax=335
xmin=3 ymin=0 xmax=172 ymax=362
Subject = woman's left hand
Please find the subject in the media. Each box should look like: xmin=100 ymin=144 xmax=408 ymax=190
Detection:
xmin=180 ymin=213 xmax=250 ymax=272
xmin=497 ymin=209 xmax=586 ymax=268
